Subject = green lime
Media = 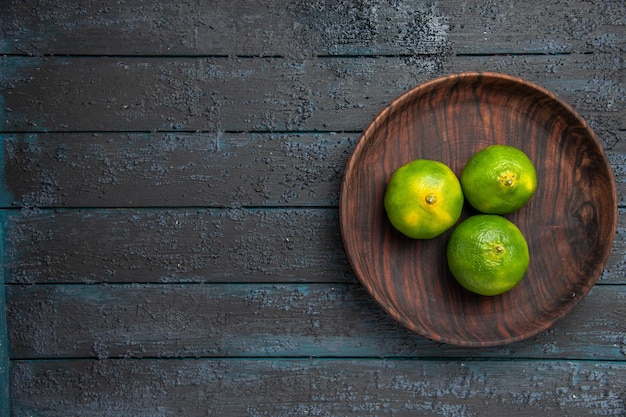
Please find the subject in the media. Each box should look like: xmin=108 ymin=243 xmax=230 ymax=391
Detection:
xmin=447 ymin=214 xmax=530 ymax=296
xmin=460 ymin=145 xmax=537 ymax=214
xmin=384 ymin=159 xmax=464 ymax=239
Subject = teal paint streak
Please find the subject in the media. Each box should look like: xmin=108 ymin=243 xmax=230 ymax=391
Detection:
xmin=1 ymin=57 xmax=45 ymax=207
xmin=0 ymin=135 xmax=16 ymax=208
xmin=0 ymin=77 xmax=6 ymax=132
xmin=0 ymin=58 xmax=14 ymax=133
xmin=0 ymin=219 xmax=9 ymax=417
xmin=0 ymin=95 xmax=4 ymax=132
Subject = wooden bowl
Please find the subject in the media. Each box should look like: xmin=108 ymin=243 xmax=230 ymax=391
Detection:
xmin=339 ymin=72 xmax=617 ymax=347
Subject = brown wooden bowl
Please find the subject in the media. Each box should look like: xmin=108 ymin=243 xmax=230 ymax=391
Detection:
xmin=339 ymin=72 xmax=617 ymax=347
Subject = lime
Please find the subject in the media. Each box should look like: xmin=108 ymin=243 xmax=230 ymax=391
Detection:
xmin=446 ymin=214 xmax=530 ymax=296
xmin=384 ymin=159 xmax=464 ymax=239
xmin=460 ymin=145 xmax=537 ymax=214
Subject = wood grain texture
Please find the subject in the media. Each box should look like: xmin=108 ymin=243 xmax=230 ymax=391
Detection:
xmin=6 ymin=283 xmax=626 ymax=360
xmin=0 ymin=224 xmax=8 ymax=417
xmin=0 ymin=55 xmax=440 ymax=133
xmin=10 ymin=358 xmax=626 ymax=416
xmin=441 ymin=0 xmax=626 ymax=55
xmin=0 ymin=0 xmax=452 ymax=57
xmin=1 ymin=0 xmax=623 ymax=56
xmin=340 ymin=72 xmax=617 ymax=346
xmin=606 ymin=208 xmax=626 ymax=282
xmin=1 ymin=132 xmax=353 ymax=208
xmin=0 ymin=208 xmax=351 ymax=284
xmin=3 ymin=208 xmax=625 ymax=285
xmin=2 ymin=131 xmax=624 ymax=208
xmin=1 ymin=55 xmax=624 ymax=134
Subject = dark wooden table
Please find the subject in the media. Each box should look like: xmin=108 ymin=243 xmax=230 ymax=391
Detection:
xmin=1 ymin=1 xmax=625 ymax=415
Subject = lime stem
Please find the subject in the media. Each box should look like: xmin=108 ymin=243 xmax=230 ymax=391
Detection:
xmin=425 ymin=194 xmax=437 ymax=205
xmin=500 ymin=171 xmax=516 ymax=188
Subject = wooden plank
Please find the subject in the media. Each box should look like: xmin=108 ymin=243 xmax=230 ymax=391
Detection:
xmin=1 ymin=55 xmax=624 ymax=133
xmin=0 ymin=0 xmax=452 ymax=57
xmin=10 ymin=358 xmax=626 ymax=416
xmin=1 ymin=0 xmax=623 ymax=56
xmin=2 ymin=208 xmax=624 ymax=285
xmin=6 ymin=283 xmax=626 ymax=360
xmin=1 ymin=208 xmax=354 ymax=284
xmin=0 ymin=223 xmax=9 ymax=417
xmin=1 ymin=132 xmax=354 ymax=208
xmin=1 ymin=130 xmax=624 ymax=209
xmin=443 ymin=0 xmax=626 ymax=55
xmin=0 ymin=55 xmax=434 ymax=132
xmin=609 ymin=136 xmax=626 ymax=208
xmin=606 ymin=208 xmax=626 ymax=283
